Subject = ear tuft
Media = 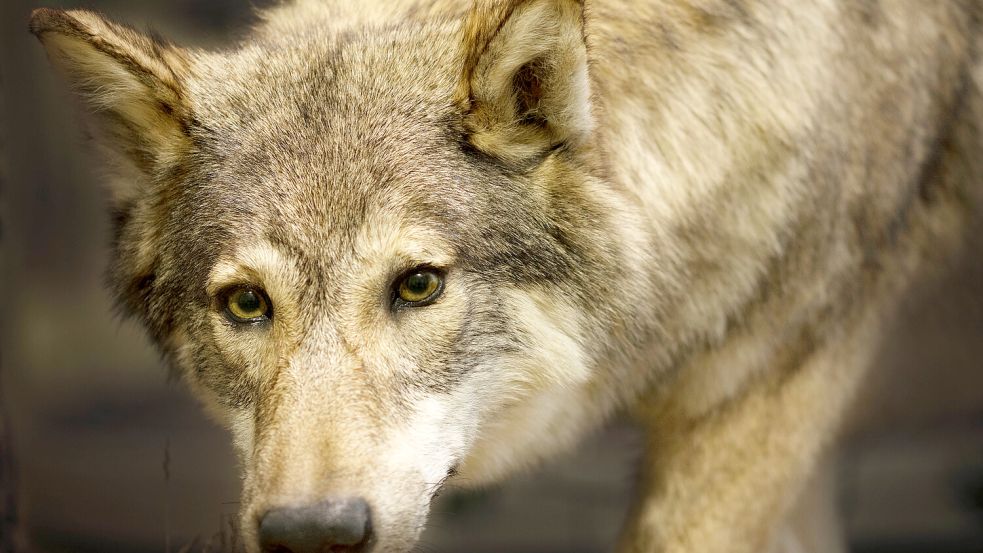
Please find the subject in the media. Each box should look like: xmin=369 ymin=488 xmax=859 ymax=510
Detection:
xmin=456 ymin=0 xmax=593 ymax=165
xmin=31 ymin=8 xmax=192 ymax=202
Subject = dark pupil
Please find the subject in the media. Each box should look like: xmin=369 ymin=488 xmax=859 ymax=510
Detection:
xmin=237 ymin=290 xmax=261 ymax=313
xmin=407 ymin=273 xmax=431 ymax=294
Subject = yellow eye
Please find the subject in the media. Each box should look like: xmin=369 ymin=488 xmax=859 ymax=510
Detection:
xmin=224 ymin=286 xmax=271 ymax=323
xmin=397 ymin=269 xmax=443 ymax=306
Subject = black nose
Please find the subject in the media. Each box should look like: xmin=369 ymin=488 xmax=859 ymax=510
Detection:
xmin=259 ymin=497 xmax=371 ymax=553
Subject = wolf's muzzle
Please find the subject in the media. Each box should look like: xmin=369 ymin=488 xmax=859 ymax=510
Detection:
xmin=259 ymin=497 xmax=371 ymax=553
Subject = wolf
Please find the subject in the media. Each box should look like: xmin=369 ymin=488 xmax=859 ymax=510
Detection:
xmin=30 ymin=0 xmax=982 ymax=552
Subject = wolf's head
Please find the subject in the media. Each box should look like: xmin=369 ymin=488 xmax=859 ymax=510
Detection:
xmin=31 ymin=1 xmax=651 ymax=551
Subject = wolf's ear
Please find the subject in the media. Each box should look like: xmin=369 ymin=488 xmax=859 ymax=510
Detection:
xmin=30 ymin=8 xmax=192 ymax=203
xmin=455 ymin=0 xmax=592 ymax=165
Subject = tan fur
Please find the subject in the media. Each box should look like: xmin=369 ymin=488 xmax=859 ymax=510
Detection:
xmin=32 ymin=1 xmax=982 ymax=552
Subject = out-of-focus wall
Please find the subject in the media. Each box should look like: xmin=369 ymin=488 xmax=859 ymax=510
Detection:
xmin=1 ymin=2 xmax=981 ymax=553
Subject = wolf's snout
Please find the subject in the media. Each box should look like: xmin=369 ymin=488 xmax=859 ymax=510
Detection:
xmin=258 ymin=497 xmax=371 ymax=553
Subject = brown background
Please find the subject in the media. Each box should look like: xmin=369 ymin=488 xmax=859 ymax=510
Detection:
xmin=1 ymin=1 xmax=982 ymax=552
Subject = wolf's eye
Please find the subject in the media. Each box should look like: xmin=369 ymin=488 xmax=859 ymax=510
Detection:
xmin=395 ymin=269 xmax=444 ymax=307
xmin=223 ymin=286 xmax=272 ymax=324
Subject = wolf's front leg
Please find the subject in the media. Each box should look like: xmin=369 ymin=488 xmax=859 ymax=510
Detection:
xmin=618 ymin=321 xmax=879 ymax=553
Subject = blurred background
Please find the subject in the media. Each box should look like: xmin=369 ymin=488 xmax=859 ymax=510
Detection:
xmin=1 ymin=1 xmax=982 ymax=552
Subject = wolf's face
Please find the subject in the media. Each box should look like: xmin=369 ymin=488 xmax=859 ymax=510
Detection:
xmin=33 ymin=1 xmax=649 ymax=551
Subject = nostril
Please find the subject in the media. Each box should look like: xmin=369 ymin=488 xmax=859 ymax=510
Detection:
xmin=259 ymin=497 xmax=371 ymax=553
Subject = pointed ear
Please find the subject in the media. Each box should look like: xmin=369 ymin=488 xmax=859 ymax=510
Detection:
xmin=30 ymin=8 xmax=192 ymax=203
xmin=455 ymin=0 xmax=592 ymax=165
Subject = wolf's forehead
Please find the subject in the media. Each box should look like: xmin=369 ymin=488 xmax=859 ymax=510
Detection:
xmin=185 ymin=27 xmax=470 ymax=251
xmin=193 ymin=24 xmax=460 ymax=143
xmin=192 ymin=150 xmax=467 ymax=277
